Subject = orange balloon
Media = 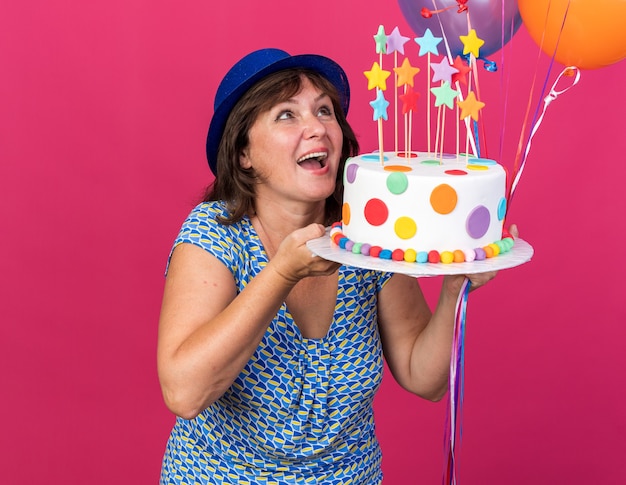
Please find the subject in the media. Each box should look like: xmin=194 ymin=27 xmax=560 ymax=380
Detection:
xmin=518 ymin=0 xmax=626 ymax=70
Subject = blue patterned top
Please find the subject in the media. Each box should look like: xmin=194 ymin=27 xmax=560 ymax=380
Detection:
xmin=160 ymin=201 xmax=392 ymax=485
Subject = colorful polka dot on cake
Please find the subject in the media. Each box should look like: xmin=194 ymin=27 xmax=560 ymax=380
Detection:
xmin=386 ymin=172 xmax=409 ymax=194
xmin=394 ymin=216 xmax=417 ymax=239
xmin=430 ymin=183 xmax=457 ymax=214
xmin=364 ymin=198 xmax=388 ymax=226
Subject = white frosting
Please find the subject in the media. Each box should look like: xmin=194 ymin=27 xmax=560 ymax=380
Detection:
xmin=341 ymin=151 xmax=507 ymax=254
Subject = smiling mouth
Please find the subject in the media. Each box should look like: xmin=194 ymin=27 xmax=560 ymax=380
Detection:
xmin=297 ymin=152 xmax=328 ymax=170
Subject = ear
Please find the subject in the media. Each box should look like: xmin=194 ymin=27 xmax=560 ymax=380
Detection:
xmin=239 ymin=149 xmax=252 ymax=169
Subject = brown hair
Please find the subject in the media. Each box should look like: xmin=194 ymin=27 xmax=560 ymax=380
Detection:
xmin=203 ymin=68 xmax=359 ymax=225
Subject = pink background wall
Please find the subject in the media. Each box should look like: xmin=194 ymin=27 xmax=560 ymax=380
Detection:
xmin=2 ymin=1 xmax=624 ymax=483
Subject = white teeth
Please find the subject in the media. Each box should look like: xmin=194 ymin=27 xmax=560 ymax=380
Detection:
xmin=297 ymin=152 xmax=327 ymax=163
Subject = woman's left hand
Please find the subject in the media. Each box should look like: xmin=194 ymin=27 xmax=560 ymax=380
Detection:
xmin=442 ymin=271 xmax=496 ymax=298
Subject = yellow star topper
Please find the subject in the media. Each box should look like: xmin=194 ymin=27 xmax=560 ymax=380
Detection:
xmin=457 ymin=91 xmax=485 ymax=121
xmin=364 ymin=62 xmax=391 ymax=91
xmin=459 ymin=29 xmax=485 ymax=58
xmin=393 ymin=58 xmax=420 ymax=88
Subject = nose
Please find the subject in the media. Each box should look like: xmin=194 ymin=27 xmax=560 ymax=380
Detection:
xmin=303 ymin=113 xmax=327 ymax=139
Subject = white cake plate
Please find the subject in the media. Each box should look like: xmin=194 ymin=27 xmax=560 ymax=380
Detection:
xmin=307 ymin=235 xmax=533 ymax=277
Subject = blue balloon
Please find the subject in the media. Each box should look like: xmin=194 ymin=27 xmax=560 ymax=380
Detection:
xmin=398 ymin=0 xmax=522 ymax=59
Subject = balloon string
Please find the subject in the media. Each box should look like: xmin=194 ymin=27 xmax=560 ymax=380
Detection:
xmin=443 ymin=277 xmax=470 ymax=485
xmin=526 ymin=0 xmax=572 ymax=149
xmin=498 ymin=0 xmax=506 ymax=163
xmin=472 ymin=120 xmax=481 ymax=158
xmin=430 ymin=0 xmax=478 ymax=157
xmin=465 ymin=11 xmax=488 ymax=159
xmin=508 ymin=0 xmax=555 ymax=198
xmin=497 ymin=1 xmax=515 ymax=166
xmin=509 ymin=66 xmax=581 ymax=200
xmin=507 ymin=0 xmax=571 ymax=205
xmin=464 ymin=65 xmax=474 ymax=161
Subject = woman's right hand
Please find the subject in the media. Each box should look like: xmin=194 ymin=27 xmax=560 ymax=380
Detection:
xmin=270 ymin=223 xmax=340 ymax=284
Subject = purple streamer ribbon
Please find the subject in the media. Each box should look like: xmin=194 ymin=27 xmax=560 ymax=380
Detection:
xmin=444 ymin=277 xmax=470 ymax=485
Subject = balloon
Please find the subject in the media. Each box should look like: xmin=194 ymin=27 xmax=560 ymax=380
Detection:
xmin=398 ymin=0 xmax=523 ymax=59
xmin=518 ymin=0 xmax=626 ymax=70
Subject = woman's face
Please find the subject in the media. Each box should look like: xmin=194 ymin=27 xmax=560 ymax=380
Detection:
xmin=239 ymin=76 xmax=344 ymax=207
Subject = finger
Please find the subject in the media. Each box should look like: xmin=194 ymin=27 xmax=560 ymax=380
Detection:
xmin=306 ymin=223 xmax=326 ymax=239
xmin=468 ymin=271 xmax=497 ymax=290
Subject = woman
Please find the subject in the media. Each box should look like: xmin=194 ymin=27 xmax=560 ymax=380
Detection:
xmin=158 ymin=48 xmax=514 ymax=484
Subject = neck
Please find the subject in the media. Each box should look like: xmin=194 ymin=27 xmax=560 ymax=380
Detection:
xmin=254 ymin=197 xmax=326 ymax=231
xmin=252 ymin=200 xmax=326 ymax=258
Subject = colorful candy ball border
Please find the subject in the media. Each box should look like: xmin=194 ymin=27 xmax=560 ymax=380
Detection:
xmin=329 ymin=222 xmax=515 ymax=264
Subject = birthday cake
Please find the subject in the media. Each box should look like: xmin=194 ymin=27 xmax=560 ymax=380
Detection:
xmin=329 ymin=24 xmax=515 ymax=264
xmin=331 ymin=151 xmax=513 ymax=264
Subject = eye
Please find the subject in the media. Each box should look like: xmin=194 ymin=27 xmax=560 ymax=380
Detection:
xmin=317 ymin=105 xmax=334 ymax=117
xmin=275 ymin=110 xmax=294 ymax=121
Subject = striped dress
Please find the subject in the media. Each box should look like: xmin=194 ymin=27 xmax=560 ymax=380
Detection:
xmin=160 ymin=201 xmax=392 ymax=485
